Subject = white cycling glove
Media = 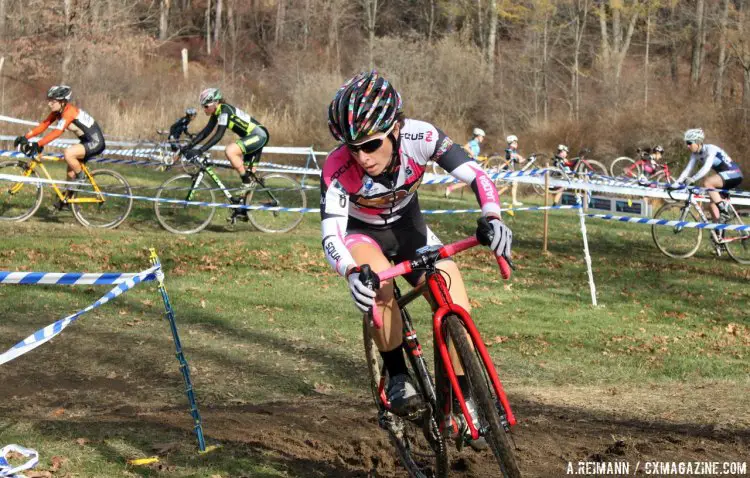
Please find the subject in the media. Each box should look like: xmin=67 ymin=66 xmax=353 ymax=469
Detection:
xmin=476 ymin=216 xmax=512 ymax=259
xmin=346 ymin=265 xmax=379 ymax=313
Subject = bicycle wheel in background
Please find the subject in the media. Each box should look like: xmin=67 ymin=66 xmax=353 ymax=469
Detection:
xmin=577 ymin=159 xmax=608 ymax=178
xmin=610 ymin=157 xmax=640 ymax=179
xmin=532 ymin=167 xmax=565 ymax=196
xmin=71 ymin=170 xmax=133 ymax=229
xmin=246 ymin=173 xmax=306 ymax=233
xmin=444 ymin=315 xmax=521 ymax=478
xmin=363 ymin=319 xmax=448 ymax=478
xmin=651 ymin=202 xmax=702 ymax=258
xmin=723 ymin=210 xmax=750 ymax=264
xmin=0 ymin=161 xmax=44 ymax=222
xmin=154 ymin=174 xmax=216 ymax=234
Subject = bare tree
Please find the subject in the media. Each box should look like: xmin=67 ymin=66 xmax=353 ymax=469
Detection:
xmin=487 ymin=0 xmax=497 ymax=77
xmin=690 ymin=0 xmax=705 ymax=88
xmin=714 ymin=0 xmax=731 ymax=103
xmin=0 ymin=0 xmax=6 ymax=38
xmin=159 ymin=0 xmax=170 ymax=41
xmin=361 ymin=0 xmax=380 ymax=69
xmin=275 ymin=0 xmax=286 ymax=45
xmin=598 ymin=0 xmax=640 ymax=97
xmin=206 ymin=0 xmax=212 ymax=54
xmin=214 ymin=0 xmax=223 ymax=48
xmin=571 ymin=0 xmax=590 ymax=121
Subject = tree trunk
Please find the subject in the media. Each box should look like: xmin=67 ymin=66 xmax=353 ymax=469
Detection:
xmin=598 ymin=2 xmax=610 ymax=72
xmin=214 ymin=0 xmax=223 ymax=48
xmin=303 ymin=0 xmax=311 ymax=49
xmin=477 ymin=0 xmax=486 ymax=53
xmin=669 ymin=2 xmax=678 ymax=85
xmin=427 ymin=0 xmax=435 ymax=42
xmin=159 ymin=0 xmax=170 ymax=41
xmin=487 ymin=0 xmax=497 ymax=78
xmin=572 ymin=0 xmax=589 ymax=121
xmin=0 ymin=0 xmax=7 ymax=38
xmin=206 ymin=0 xmax=212 ymax=55
xmin=228 ymin=0 xmax=236 ymax=82
xmin=714 ymin=0 xmax=730 ymax=103
xmin=275 ymin=0 xmax=285 ymax=46
xmin=361 ymin=0 xmax=379 ymax=69
xmin=542 ymin=13 xmax=549 ymax=123
xmin=64 ymin=0 xmax=74 ymax=36
xmin=690 ymin=0 xmax=705 ymax=88
xmin=644 ymin=10 xmax=650 ymax=107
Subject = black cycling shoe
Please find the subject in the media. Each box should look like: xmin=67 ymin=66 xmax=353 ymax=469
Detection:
xmin=386 ymin=374 xmax=422 ymax=417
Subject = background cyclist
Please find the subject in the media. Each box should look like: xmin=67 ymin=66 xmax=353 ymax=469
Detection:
xmin=182 ymin=88 xmax=269 ymax=191
xmin=321 ymin=71 xmax=512 ymax=447
xmin=673 ymin=128 xmax=744 ymax=222
xmin=504 ymin=134 xmax=526 ymax=207
xmin=167 ymin=107 xmax=197 ymax=151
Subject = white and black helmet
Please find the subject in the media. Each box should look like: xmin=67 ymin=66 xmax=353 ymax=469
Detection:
xmin=506 ymin=134 xmax=518 ymax=144
xmin=185 ymin=107 xmax=197 ymax=116
xmin=557 ymin=144 xmax=569 ymax=152
xmin=47 ymin=85 xmax=72 ymax=102
xmin=473 ymin=128 xmax=486 ymax=137
xmin=684 ymin=128 xmax=704 ymax=143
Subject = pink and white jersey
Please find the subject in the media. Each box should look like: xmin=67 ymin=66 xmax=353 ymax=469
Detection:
xmin=320 ymin=118 xmax=502 ymax=276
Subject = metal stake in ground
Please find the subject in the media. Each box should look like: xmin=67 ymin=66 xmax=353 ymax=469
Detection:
xmin=149 ymin=248 xmax=210 ymax=452
xmin=575 ymin=194 xmax=598 ymax=306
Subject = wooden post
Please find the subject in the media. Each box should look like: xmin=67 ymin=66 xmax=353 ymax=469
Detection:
xmin=543 ymin=164 xmax=550 ymax=253
xmin=181 ymin=48 xmax=189 ymax=80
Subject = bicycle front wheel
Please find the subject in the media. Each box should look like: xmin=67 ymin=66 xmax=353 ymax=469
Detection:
xmin=363 ymin=319 xmax=448 ymax=478
xmin=723 ymin=210 xmax=750 ymax=264
xmin=651 ymin=202 xmax=702 ymax=259
xmin=577 ymin=159 xmax=608 ymax=178
xmin=0 ymin=161 xmax=44 ymax=222
xmin=71 ymin=170 xmax=133 ymax=228
xmin=154 ymin=174 xmax=216 ymax=234
xmin=444 ymin=315 xmax=521 ymax=478
xmin=610 ymin=157 xmax=640 ymax=179
xmin=246 ymin=174 xmax=306 ymax=233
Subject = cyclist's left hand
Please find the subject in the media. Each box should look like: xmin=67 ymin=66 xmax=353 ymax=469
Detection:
xmin=669 ymin=181 xmax=684 ymax=190
xmin=476 ymin=216 xmax=512 ymax=259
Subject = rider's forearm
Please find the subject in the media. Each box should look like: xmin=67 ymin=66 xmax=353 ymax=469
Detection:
xmin=450 ymin=162 xmax=502 ymax=218
xmin=321 ymin=219 xmax=356 ymax=277
xmin=198 ymin=124 xmax=227 ymax=152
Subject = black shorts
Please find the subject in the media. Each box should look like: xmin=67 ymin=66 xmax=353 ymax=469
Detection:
xmin=81 ymin=131 xmax=105 ymax=162
xmin=721 ymin=175 xmax=743 ymax=191
xmin=237 ymin=126 xmax=269 ymax=165
xmin=346 ymin=205 xmax=443 ymax=286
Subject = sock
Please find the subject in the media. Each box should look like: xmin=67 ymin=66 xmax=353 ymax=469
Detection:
xmin=718 ymin=201 xmax=730 ymax=213
xmin=75 ymin=171 xmax=85 ymax=180
xmin=380 ymin=346 xmax=408 ymax=379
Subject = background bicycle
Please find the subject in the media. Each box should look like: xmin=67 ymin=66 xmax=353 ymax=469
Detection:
xmin=363 ymin=236 xmax=520 ymax=478
xmin=131 ymin=130 xmax=194 ymax=171
xmin=610 ymin=151 xmax=674 ymax=184
xmin=153 ymin=152 xmax=306 ymax=234
xmin=652 ymin=187 xmax=749 ymax=264
xmin=0 ymin=153 xmax=133 ymax=228
xmin=531 ymin=149 xmax=607 ymax=196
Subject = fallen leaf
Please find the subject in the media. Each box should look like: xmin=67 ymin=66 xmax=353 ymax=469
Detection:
xmin=200 ymin=299 xmax=206 ymax=309
xmin=74 ymin=438 xmax=89 ymax=446
xmin=50 ymin=407 xmax=65 ymax=417
xmin=50 ymin=455 xmax=68 ymax=472
xmin=25 ymin=472 xmax=53 ymax=478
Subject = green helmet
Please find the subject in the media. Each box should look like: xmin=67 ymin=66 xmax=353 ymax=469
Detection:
xmin=199 ymin=88 xmax=223 ymax=106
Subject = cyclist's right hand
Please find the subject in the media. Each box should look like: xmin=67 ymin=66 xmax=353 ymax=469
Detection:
xmin=668 ymin=181 xmax=684 ymax=190
xmin=346 ymin=265 xmax=380 ymax=313
xmin=183 ymin=148 xmax=201 ymax=161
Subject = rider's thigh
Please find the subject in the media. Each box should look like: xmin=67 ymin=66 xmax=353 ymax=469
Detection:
xmin=225 ymin=142 xmax=243 ymax=160
xmin=64 ymin=144 xmax=86 ymax=162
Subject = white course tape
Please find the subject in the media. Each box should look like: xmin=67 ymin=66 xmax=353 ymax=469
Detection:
xmin=0 ymin=444 xmax=39 ymax=477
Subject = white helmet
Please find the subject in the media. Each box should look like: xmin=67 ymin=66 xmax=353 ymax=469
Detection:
xmin=684 ymin=128 xmax=704 ymax=143
xmin=473 ymin=127 xmax=486 ymax=137
xmin=506 ymin=134 xmax=518 ymax=144
xmin=557 ymin=144 xmax=569 ymax=152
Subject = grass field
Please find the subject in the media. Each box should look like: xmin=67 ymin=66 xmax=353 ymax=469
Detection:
xmin=1 ymin=162 xmax=748 ymax=477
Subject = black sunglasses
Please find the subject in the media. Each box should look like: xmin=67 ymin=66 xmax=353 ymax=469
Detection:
xmin=685 ymin=141 xmax=694 ymax=145
xmin=347 ymin=137 xmax=384 ymax=154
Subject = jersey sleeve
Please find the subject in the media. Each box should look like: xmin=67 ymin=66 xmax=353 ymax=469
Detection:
xmin=25 ymin=112 xmax=57 ymax=143
xmin=432 ymin=128 xmax=502 ymax=218
xmin=35 ymin=108 xmax=77 ymax=147
xmin=689 ymin=151 xmax=714 ymax=182
xmin=198 ymin=111 xmax=229 ymax=152
xmin=676 ymin=155 xmax=697 ymax=183
xmin=189 ymin=114 xmax=217 ymax=147
xmin=320 ymin=174 xmax=356 ymax=277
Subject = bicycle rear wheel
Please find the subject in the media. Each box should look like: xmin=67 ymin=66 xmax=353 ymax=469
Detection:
xmin=246 ymin=173 xmax=306 ymax=233
xmin=71 ymin=170 xmax=133 ymax=229
xmin=532 ymin=167 xmax=565 ymax=196
xmin=651 ymin=202 xmax=702 ymax=258
xmin=363 ymin=319 xmax=448 ymax=478
xmin=154 ymin=174 xmax=216 ymax=234
xmin=444 ymin=315 xmax=520 ymax=478
xmin=610 ymin=157 xmax=640 ymax=179
xmin=723 ymin=210 xmax=750 ymax=264
xmin=577 ymin=159 xmax=608 ymax=178
xmin=0 ymin=161 xmax=44 ymax=222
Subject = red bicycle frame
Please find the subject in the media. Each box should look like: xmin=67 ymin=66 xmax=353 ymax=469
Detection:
xmin=371 ymin=237 xmax=516 ymax=440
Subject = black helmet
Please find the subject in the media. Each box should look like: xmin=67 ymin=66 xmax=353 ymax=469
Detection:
xmin=653 ymin=145 xmax=664 ymax=153
xmin=47 ymin=85 xmax=72 ymax=101
xmin=328 ymin=70 xmax=402 ymax=144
